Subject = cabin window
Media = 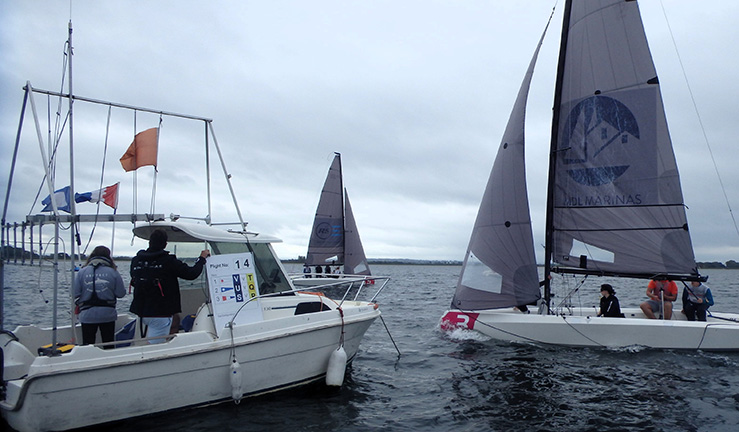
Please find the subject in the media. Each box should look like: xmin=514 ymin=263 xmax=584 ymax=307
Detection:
xmin=164 ymin=241 xmax=208 ymax=291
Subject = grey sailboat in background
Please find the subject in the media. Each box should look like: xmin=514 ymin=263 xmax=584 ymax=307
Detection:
xmin=292 ymin=153 xmax=376 ymax=286
xmin=441 ymin=0 xmax=739 ymax=350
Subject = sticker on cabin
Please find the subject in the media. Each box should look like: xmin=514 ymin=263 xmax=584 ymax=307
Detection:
xmin=206 ymin=252 xmax=264 ymax=336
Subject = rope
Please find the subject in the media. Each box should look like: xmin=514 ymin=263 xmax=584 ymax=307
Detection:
xmin=28 ymin=94 xmax=70 ymax=216
xmin=321 ymin=295 xmax=347 ymax=348
xmin=695 ymin=324 xmax=710 ymax=350
xmin=81 ymin=105 xmax=113 ymax=255
xmin=559 ymin=315 xmax=607 ymax=348
xmin=707 ymin=312 xmax=739 ymax=324
xmin=379 ymin=314 xmax=401 ymax=356
xmin=36 ymin=237 xmax=68 ymax=305
xmin=149 ymin=116 xmax=162 ymax=214
xmin=659 ymin=1 xmax=739 ymax=240
xmin=337 ymin=307 xmax=345 ymax=347
xmin=131 ymin=112 xmax=138 ymax=217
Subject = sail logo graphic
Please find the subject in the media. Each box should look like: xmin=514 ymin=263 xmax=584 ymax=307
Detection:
xmin=314 ymin=221 xmax=342 ymax=240
xmin=315 ymin=222 xmax=333 ymax=239
xmin=440 ymin=311 xmax=479 ymax=331
xmin=561 ymin=95 xmax=639 ymax=186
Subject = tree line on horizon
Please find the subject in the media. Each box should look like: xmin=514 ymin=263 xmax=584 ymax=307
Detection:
xmin=3 ymin=246 xmax=739 ymax=269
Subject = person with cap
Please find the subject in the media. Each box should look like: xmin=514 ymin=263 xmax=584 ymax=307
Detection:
xmin=129 ymin=229 xmax=210 ymax=343
xmin=597 ymin=283 xmax=624 ymax=318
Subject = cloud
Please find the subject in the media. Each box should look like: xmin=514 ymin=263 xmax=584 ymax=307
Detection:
xmin=1 ymin=1 xmax=738 ymax=264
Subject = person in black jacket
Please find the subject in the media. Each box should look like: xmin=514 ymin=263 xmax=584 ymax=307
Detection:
xmin=129 ymin=229 xmax=209 ymax=343
xmin=598 ymin=284 xmax=624 ymax=318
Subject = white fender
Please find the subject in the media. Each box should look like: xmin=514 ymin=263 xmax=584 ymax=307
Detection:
xmin=325 ymin=346 xmax=347 ymax=386
xmin=230 ymin=359 xmax=243 ymax=403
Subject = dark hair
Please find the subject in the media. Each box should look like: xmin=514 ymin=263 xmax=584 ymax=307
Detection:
xmin=149 ymin=229 xmax=168 ymax=251
xmin=600 ymin=284 xmax=615 ymax=295
xmin=85 ymin=245 xmax=116 ymax=269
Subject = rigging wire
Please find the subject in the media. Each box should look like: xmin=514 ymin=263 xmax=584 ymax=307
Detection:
xmin=80 ymin=105 xmax=113 ymax=256
xmin=36 ymin=236 xmax=68 ymax=304
xmin=658 ymin=1 xmax=739 ymax=241
xmin=150 ymin=116 xmax=162 ymax=215
xmin=129 ymin=111 xmax=138 ymax=246
xmin=28 ymin=40 xmax=71 ymax=216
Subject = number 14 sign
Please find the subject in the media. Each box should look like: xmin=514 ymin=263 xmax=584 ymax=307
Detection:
xmin=205 ymin=252 xmax=264 ymax=336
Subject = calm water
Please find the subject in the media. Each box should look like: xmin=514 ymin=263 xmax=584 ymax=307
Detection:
xmin=2 ymin=263 xmax=739 ymax=431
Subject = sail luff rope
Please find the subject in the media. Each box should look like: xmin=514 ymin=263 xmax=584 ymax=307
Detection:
xmin=544 ymin=0 xmax=573 ymax=311
xmin=658 ymin=1 xmax=739 ymax=241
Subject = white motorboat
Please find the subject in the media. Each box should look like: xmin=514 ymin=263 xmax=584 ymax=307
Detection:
xmin=441 ymin=0 xmax=739 ymax=350
xmin=1 ymin=222 xmax=382 ymax=432
xmin=0 ymin=23 xmax=385 ymax=432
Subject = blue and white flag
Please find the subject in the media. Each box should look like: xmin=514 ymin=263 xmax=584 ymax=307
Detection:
xmin=41 ymin=186 xmax=71 ymax=213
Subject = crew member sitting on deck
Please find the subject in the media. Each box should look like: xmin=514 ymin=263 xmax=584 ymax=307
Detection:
xmin=640 ymin=278 xmax=677 ymax=319
xmin=682 ymin=280 xmax=712 ymax=322
xmin=597 ymin=284 xmax=624 ymax=318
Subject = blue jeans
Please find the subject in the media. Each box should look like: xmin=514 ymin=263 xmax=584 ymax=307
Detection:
xmin=142 ymin=317 xmax=173 ymax=344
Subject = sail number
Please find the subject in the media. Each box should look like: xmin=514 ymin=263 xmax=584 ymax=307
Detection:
xmin=440 ymin=311 xmax=479 ymax=330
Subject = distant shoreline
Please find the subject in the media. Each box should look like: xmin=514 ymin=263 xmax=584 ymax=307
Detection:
xmin=283 ymin=259 xmax=463 ymax=266
xmin=2 ymin=246 xmax=736 ymax=268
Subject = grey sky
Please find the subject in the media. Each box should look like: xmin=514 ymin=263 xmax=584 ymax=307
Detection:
xmin=1 ymin=1 xmax=738 ymax=262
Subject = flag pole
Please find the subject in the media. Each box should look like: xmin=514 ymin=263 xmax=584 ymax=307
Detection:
xmin=111 ymin=208 xmax=116 ymax=253
xmin=67 ymin=19 xmax=79 ymax=346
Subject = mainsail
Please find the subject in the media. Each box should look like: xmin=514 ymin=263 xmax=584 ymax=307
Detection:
xmin=305 ymin=153 xmax=371 ymax=275
xmin=450 ymin=25 xmax=548 ymax=310
xmin=547 ymin=0 xmax=698 ymax=279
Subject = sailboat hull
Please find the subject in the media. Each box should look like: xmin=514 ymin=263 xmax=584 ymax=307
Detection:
xmin=1 ymin=297 xmax=379 ymax=432
xmin=442 ymin=308 xmax=739 ymax=351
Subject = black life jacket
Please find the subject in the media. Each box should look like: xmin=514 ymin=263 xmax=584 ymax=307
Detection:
xmin=79 ymin=265 xmax=117 ymax=311
xmin=131 ymin=257 xmax=166 ymax=298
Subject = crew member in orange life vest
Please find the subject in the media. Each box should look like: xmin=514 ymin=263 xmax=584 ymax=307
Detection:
xmin=640 ymin=278 xmax=678 ymax=319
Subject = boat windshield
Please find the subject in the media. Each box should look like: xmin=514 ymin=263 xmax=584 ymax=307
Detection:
xmin=208 ymin=241 xmax=293 ymax=295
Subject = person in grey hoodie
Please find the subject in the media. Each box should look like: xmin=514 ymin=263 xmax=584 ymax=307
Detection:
xmin=73 ymin=245 xmax=126 ymax=348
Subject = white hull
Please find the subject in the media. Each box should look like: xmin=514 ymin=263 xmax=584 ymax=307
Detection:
xmin=1 ymin=295 xmax=379 ymax=432
xmin=441 ymin=307 xmax=739 ymax=351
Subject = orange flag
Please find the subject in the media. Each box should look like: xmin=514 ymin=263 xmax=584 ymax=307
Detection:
xmin=120 ymin=127 xmax=158 ymax=172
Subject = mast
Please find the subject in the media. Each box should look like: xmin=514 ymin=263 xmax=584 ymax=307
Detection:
xmin=336 ymin=152 xmax=345 ymax=268
xmin=543 ymin=0 xmax=573 ymax=311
